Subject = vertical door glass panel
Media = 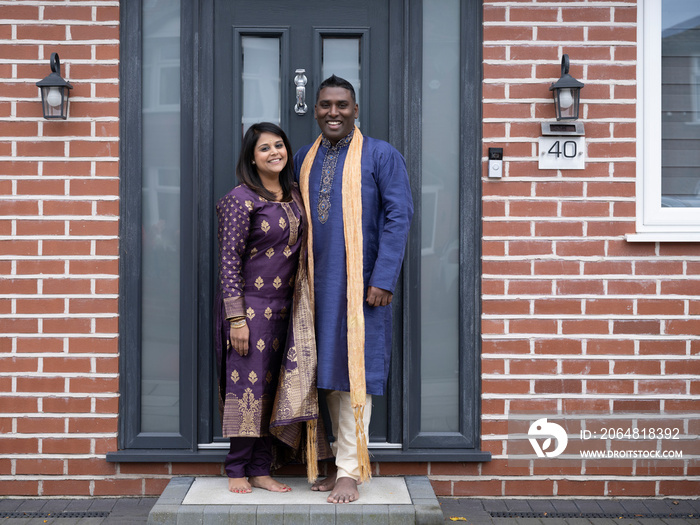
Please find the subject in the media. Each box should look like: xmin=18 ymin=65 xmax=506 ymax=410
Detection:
xmin=322 ymin=38 xmax=361 ymax=127
xmin=242 ymin=37 xmax=281 ymax=133
xmin=420 ymin=0 xmax=460 ymax=432
xmin=661 ymin=0 xmax=700 ymax=207
xmin=141 ymin=1 xmax=181 ymax=433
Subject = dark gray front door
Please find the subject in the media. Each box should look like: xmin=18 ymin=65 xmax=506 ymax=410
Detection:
xmin=212 ymin=0 xmax=397 ymax=444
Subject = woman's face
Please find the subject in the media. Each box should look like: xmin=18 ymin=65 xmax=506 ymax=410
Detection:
xmin=253 ymin=132 xmax=288 ymax=180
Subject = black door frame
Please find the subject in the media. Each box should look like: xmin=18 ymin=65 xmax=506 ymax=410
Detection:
xmin=110 ymin=0 xmax=489 ymax=463
xmin=212 ymin=0 xmax=395 ymax=445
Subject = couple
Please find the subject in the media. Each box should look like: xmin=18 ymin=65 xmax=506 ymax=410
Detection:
xmin=214 ymin=75 xmax=414 ymax=504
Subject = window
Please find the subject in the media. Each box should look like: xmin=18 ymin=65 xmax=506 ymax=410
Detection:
xmin=633 ymin=0 xmax=700 ymax=240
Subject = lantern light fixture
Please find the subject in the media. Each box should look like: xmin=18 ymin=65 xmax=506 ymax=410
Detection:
xmin=549 ymin=54 xmax=584 ymax=121
xmin=36 ymin=53 xmax=73 ymax=120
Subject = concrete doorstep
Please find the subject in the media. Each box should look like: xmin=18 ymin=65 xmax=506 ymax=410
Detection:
xmin=147 ymin=475 xmax=443 ymax=524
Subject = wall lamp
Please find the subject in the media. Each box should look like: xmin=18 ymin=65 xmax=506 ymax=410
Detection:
xmin=36 ymin=53 xmax=73 ymax=119
xmin=549 ymin=54 xmax=584 ymax=121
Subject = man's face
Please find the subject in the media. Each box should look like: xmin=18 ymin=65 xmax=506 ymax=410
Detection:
xmin=314 ymin=87 xmax=358 ymax=145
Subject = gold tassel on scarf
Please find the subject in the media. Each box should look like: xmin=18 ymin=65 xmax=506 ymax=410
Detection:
xmin=305 ymin=419 xmax=319 ymax=483
xmin=300 ymin=126 xmax=371 ymax=482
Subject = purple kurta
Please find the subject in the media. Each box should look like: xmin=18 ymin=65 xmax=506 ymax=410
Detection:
xmin=215 ymin=184 xmax=303 ymax=437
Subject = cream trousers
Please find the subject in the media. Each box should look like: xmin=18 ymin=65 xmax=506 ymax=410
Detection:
xmin=325 ymin=390 xmax=372 ymax=481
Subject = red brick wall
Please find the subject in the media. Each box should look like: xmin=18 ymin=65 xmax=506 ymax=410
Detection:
xmin=466 ymin=0 xmax=700 ymax=498
xmin=2 ymin=0 xmax=698 ymax=498
xmin=0 ymin=1 xmax=125 ymax=497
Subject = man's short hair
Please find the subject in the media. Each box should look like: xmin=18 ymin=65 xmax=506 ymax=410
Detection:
xmin=316 ymin=74 xmax=356 ymax=103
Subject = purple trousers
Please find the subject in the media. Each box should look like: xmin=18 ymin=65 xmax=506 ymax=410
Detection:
xmin=224 ymin=436 xmax=273 ymax=478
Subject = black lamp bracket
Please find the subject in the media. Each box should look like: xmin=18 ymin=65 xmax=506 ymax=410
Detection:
xmin=50 ymin=52 xmax=61 ymax=74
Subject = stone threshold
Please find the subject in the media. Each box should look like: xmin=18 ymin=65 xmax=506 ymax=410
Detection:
xmin=147 ymin=475 xmax=443 ymax=524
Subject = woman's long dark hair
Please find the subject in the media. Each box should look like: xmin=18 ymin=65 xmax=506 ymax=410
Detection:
xmin=236 ymin=122 xmax=294 ymax=202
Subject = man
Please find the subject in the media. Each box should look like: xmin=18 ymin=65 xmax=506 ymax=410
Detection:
xmin=295 ymin=75 xmax=413 ymax=503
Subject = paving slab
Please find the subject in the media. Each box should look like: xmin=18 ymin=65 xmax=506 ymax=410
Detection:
xmin=439 ymin=497 xmax=491 ymax=522
xmin=309 ymin=504 xmax=336 ymax=525
xmin=644 ymin=500 xmax=678 ymax=514
xmin=64 ymin=500 xmax=96 ymax=512
xmin=228 ymin=505 xmax=256 ymax=524
xmin=38 ymin=499 xmax=71 ymax=513
xmin=482 ymin=499 xmax=509 ymax=513
xmin=148 ymin=475 xmax=442 ymax=524
xmin=526 ymin=499 xmax=557 ymax=515
xmin=549 ymin=499 xmax=581 ymax=515
xmin=574 ymin=499 xmax=605 ymax=515
xmin=595 ymin=499 xmax=628 ymax=516
xmin=620 ymin=499 xmax=658 ymax=515
xmin=283 ymin=503 xmax=311 ymax=525
xmin=504 ymin=499 xmax=535 ymax=512
xmin=182 ymin=476 xmax=411 ymax=505
xmin=15 ymin=500 xmax=46 ymax=512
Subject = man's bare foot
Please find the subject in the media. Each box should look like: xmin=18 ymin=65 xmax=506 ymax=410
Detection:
xmin=327 ymin=476 xmax=359 ymax=503
xmin=249 ymin=475 xmax=292 ymax=492
xmin=228 ymin=477 xmax=252 ymax=493
xmin=311 ymin=472 xmax=336 ymax=492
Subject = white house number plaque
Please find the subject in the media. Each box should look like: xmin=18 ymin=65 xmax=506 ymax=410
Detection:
xmin=538 ymin=136 xmax=585 ymax=170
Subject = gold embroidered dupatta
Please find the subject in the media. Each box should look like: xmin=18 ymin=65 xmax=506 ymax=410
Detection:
xmin=268 ymin=186 xmax=327 ymax=482
xmin=298 ymin=126 xmax=371 ymax=482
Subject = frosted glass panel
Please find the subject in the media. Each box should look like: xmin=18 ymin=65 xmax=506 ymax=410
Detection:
xmin=420 ymin=0 xmax=460 ymax=432
xmin=141 ymin=0 xmax=181 ymax=433
xmin=242 ymin=37 xmax=281 ymax=133
xmin=661 ymin=0 xmax=700 ymax=207
xmin=322 ymin=38 xmax=361 ymax=127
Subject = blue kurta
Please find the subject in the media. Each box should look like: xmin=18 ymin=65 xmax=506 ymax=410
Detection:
xmin=294 ymin=134 xmax=413 ymax=395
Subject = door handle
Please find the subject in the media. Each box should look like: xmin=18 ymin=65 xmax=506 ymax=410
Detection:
xmin=294 ymin=69 xmax=308 ymax=115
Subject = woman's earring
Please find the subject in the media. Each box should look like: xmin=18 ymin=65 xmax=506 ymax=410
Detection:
xmin=252 ymin=161 xmax=256 ymax=165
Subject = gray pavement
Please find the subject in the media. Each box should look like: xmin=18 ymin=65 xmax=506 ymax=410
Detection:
xmin=439 ymin=498 xmax=700 ymax=524
xmin=0 ymin=497 xmax=156 ymax=524
xmin=1 ymin=496 xmax=698 ymax=524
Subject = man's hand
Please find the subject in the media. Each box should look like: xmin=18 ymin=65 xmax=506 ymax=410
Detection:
xmin=229 ymin=324 xmax=249 ymax=356
xmin=366 ymin=286 xmax=393 ymax=307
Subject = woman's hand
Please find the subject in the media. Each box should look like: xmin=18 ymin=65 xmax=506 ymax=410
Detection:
xmin=229 ymin=323 xmax=250 ymax=356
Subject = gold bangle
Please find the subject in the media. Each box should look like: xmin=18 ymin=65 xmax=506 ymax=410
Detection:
xmin=230 ymin=318 xmax=246 ymax=329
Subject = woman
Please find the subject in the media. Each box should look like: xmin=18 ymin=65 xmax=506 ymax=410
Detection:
xmin=214 ymin=122 xmax=323 ymax=494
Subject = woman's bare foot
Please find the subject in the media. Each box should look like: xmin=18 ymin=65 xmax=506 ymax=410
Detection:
xmin=228 ymin=477 xmax=252 ymax=493
xmin=311 ymin=472 xmax=336 ymax=492
xmin=327 ymin=476 xmax=359 ymax=503
xmin=249 ymin=475 xmax=292 ymax=492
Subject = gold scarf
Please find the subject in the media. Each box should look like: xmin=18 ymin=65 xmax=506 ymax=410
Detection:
xmin=299 ymin=126 xmax=371 ymax=482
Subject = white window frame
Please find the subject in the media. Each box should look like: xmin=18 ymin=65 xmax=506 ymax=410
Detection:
xmin=629 ymin=0 xmax=700 ymax=241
